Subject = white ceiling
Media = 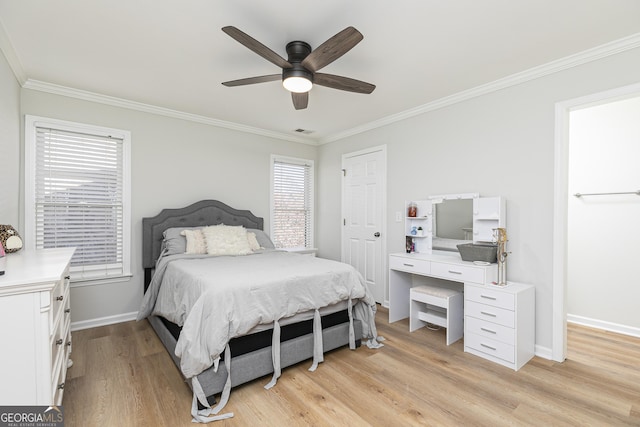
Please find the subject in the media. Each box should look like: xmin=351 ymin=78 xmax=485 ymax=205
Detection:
xmin=1 ymin=1 xmax=640 ymax=143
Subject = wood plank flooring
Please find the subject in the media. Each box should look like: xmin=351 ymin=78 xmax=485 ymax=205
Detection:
xmin=63 ymin=307 xmax=640 ymax=426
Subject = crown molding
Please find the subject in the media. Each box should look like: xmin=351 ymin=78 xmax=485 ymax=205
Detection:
xmin=12 ymin=31 xmax=640 ymax=146
xmin=21 ymin=79 xmax=317 ymax=146
xmin=319 ymin=32 xmax=640 ymax=144
xmin=0 ymin=18 xmax=27 ymax=85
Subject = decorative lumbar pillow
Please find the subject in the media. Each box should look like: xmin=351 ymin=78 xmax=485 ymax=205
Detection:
xmin=0 ymin=225 xmax=23 ymax=253
xmin=181 ymin=229 xmax=208 ymax=254
xmin=247 ymin=232 xmax=261 ymax=251
xmin=202 ymin=225 xmax=252 ymax=256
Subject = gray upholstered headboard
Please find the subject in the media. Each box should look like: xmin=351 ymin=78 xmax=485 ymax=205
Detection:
xmin=142 ymin=200 xmax=264 ymax=271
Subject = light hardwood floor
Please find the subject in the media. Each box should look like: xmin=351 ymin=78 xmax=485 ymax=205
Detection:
xmin=64 ymin=307 xmax=640 ymax=426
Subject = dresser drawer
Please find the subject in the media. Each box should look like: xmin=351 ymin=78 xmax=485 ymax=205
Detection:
xmin=465 ymin=315 xmax=514 ymax=345
xmin=465 ymin=300 xmax=515 ymax=328
xmin=50 ymin=271 xmax=69 ymax=332
xmin=389 ymin=256 xmax=431 ymax=275
xmin=465 ymin=332 xmax=515 ymax=363
xmin=465 ymin=284 xmax=515 ymax=310
xmin=431 ymin=261 xmax=483 ymax=283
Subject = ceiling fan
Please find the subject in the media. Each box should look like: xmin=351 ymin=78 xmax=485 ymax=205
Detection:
xmin=221 ymin=26 xmax=376 ymax=110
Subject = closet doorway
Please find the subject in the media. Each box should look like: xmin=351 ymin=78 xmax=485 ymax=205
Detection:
xmin=553 ymin=83 xmax=640 ymax=362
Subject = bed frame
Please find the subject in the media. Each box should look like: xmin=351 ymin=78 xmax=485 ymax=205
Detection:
xmin=142 ymin=200 xmax=362 ymax=403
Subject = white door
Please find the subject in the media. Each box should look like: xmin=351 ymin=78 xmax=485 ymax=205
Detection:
xmin=342 ymin=146 xmax=386 ymax=303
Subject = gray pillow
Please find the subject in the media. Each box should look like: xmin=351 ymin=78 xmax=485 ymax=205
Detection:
xmin=247 ymin=229 xmax=275 ymax=249
xmin=162 ymin=226 xmax=204 ymax=255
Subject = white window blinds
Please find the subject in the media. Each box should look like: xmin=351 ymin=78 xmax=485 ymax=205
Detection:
xmin=26 ymin=116 xmax=131 ymax=282
xmin=271 ymin=156 xmax=314 ymax=249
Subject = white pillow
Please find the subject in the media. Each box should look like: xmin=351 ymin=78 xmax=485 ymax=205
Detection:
xmin=181 ymin=229 xmax=207 ymax=254
xmin=202 ymin=225 xmax=252 ymax=256
xmin=247 ymin=232 xmax=261 ymax=251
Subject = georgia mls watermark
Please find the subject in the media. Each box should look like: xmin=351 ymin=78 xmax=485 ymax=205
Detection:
xmin=0 ymin=406 xmax=64 ymax=427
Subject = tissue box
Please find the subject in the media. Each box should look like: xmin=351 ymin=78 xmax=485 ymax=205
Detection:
xmin=457 ymin=243 xmax=497 ymax=263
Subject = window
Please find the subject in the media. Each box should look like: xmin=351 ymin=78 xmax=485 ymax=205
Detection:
xmin=25 ymin=116 xmax=131 ymax=283
xmin=270 ymin=155 xmax=314 ymax=249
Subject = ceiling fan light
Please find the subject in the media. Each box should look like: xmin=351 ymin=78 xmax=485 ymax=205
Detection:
xmin=283 ymin=76 xmax=312 ymax=93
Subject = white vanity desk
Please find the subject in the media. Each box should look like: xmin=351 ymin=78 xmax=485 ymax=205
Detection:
xmin=389 ymin=250 xmax=497 ymax=322
xmin=389 ymin=250 xmax=535 ymax=371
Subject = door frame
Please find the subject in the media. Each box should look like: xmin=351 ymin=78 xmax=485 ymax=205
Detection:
xmin=552 ymin=81 xmax=640 ymax=362
xmin=341 ymin=145 xmax=388 ymax=305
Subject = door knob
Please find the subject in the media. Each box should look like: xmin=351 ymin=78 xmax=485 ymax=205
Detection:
xmin=374 ymin=232 xmax=380 ymax=237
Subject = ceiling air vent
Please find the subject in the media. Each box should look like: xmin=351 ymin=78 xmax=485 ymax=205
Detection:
xmin=294 ymin=128 xmax=314 ymax=135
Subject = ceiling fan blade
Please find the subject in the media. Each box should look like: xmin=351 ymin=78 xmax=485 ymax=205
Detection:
xmin=301 ymin=27 xmax=363 ymax=72
xmin=222 ymin=26 xmax=292 ymax=69
xmin=222 ymin=74 xmax=281 ymax=87
xmin=314 ymin=73 xmax=375 ymax=94
xmin=291 ymin=92 xmax=308 ymax=110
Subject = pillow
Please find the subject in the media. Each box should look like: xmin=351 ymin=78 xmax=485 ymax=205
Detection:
xmin=247 ymin=232 xmax=261 ymax=251
xmin=203 ymin=225 xmax=252 ymax=256
xmin=181 ymin=229 xmax=207 ymax=254
xmin=162 ymin=226 xmax=204 ymax=255
xmin=247 ymin=229 xmax=275 ymax=249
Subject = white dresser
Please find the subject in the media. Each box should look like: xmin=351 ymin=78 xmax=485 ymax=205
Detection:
xmin=0 ymin=248 xmax=75 ymax=405
xmin=464 ymin=281 xmax=535 ymax=371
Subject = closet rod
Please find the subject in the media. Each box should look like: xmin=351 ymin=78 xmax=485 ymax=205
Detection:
xmin=574 ymin=190 xmax=640 ymax=198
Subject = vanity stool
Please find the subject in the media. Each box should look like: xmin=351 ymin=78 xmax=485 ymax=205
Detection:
xmin=409 ymin=285 xmax=463 ymax=345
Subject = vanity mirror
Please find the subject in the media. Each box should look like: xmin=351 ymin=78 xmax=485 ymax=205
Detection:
xmin=429 ymin=193 xmax=477 ymax=251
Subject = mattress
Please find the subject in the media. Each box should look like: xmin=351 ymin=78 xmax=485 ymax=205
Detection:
xmin=159 ymin=306 xmax=353 ymax=360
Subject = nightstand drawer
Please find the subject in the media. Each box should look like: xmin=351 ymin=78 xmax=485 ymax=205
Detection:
xmin=465 ymin=285 xmax=515 ymax=310
xmin=431 ymin=262 xmax=483 ymax=283
xmin=465 ymin=332 xmax=515 ymax=363
xmin=465 ymin=316 xmax=514 ymax=345
xmin=389 ymin=256 xmax=431 ymax=275
xmin=465 ymin=300 xmax=515 ymax=328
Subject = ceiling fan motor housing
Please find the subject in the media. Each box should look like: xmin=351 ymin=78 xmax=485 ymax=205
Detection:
xmin=283 ymin=41 xmax=313 ymax=83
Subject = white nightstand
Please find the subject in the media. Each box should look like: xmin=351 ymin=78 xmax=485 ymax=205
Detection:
xmin=282 ymin=247 xmax=317 ymax=257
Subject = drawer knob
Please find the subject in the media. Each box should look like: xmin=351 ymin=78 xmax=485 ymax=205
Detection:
xmin=56 ymin=339 xmax=63 ymax=345
xmin=65 ymin=275 xmax=71 ymax=280
xmin=480 ymin=327 xmax=497 ymax=334
xmin=448 ymin=270 xmax=462 ymax=275
xmin=56 ymin=295 xmax=64 ymax=301
xmin=403 ymin=263 xmax=414 ymax=267
xmin=65 ymin=308 xmax=71 ymax=314
xmin=480 ymin=295 xmax=497 ymax=300
xmin=66 ymin=341 xmax=72 ymax=347
xmin=58 ymin=383 xmax=65 ymax=390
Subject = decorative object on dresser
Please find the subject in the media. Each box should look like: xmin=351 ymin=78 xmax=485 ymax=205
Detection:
xmin=0 ymin=247 xmax=75 ymax=405
xmin=0 ymin=224 xmax=23 ymax=253
xmin=493 ymin=227 xmax=510 ymax=286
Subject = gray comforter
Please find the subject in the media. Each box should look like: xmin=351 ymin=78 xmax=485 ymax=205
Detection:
xmin=138 ymin=250 xmax=379 ymax=379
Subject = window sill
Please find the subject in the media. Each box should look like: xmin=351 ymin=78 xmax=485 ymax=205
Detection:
xmin=70 ymin=273 xmax=133 ymax=288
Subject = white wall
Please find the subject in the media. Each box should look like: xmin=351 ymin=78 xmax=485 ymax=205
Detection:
xmin=567 ymin=96 xmax=640 ymax=331
xmin=18 ymin=89 xmax=317 ymax=326
xmin=317 ymin=47 xmax=640 ymax=352
xmin=0 ymin=48 xmax=20 ymax=226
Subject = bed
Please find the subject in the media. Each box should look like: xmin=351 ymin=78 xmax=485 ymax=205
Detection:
xmin=137 ymin=200 xmax=381 ymax=422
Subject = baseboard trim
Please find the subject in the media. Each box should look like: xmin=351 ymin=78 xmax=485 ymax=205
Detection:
xmin=534 ymin=344 xmax=553 ymax=361
xmin=567 ymin=314 xmax=640 ymax=338
xmin=71 ymin=311 xmax=138 ymax=332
